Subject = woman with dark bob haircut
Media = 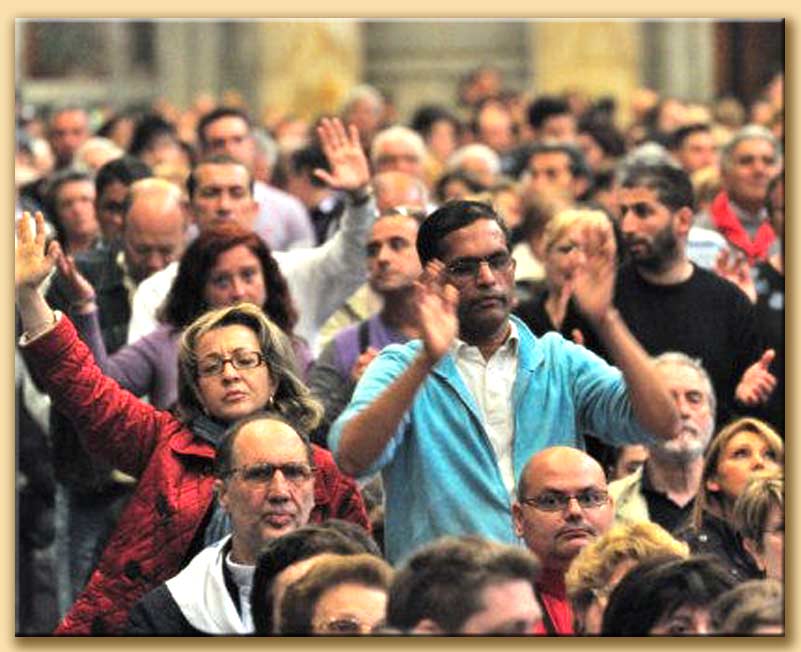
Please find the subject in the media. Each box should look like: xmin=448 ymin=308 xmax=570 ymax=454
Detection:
xmin=601 ymin=555 xmax=735 ymax=636
xmin=57 ymin=219 xmax=312 ymax=409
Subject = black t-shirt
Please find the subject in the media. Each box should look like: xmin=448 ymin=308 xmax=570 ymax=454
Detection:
xmin=614 ymin=263 xmax=762 ymax=427
xmin=640 ymin=464 xmax=694 ymax=535
xmin=751 ymin=261 xmax=784 ymax=435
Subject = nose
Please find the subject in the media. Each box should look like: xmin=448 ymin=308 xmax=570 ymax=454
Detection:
xmin=266 ymin=470 xmax=292 ymax=497
xmin=219 ymin=358 xmax=242 ymax=380
xmin=475 ymin=260 xmax=497 ymax=285
xmin=230 ymin=277 xmax=247 ymax=301
xmin=145 ymin=251 xmax=167 ymax=274
xmin=564 ymin=496 xmax=584 ymax=518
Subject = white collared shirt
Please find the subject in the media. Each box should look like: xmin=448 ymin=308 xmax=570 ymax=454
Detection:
xmin=452 ymin=321 xmax=520 ymax=496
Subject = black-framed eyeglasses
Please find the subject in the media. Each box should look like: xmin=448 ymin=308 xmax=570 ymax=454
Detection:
xmin=197 ymin=350 xmax=265 ymax=377
xmin=315 ymin=616 xmax=380 ymax=635
xmin=224 ymin=462 xmax=315 ymax=485
xmin=519 ymin=489 xmax=609 ymax=512
xmin=445 ymin=251 xmax=512 ymax=279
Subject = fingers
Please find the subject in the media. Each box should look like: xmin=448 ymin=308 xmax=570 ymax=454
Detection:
xmin=571 ymin=329 xmax=585 ymax=346
xmin=347 ymin=123 xmax=361 ymax=147
xmin=759 ymin=348 xmax=776 ymax=369
xmin=312 ymin=168 xmax=336 ymax=187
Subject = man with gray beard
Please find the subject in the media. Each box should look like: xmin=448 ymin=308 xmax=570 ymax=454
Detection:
xmin=609 ymin=352 xmax=716 ymax=534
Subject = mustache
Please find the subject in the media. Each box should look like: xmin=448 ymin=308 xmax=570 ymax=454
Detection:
xmin=467 ymin=292 xmax=508 ymax=307
xmin=555 ymin=524 xmax=596 ymax=538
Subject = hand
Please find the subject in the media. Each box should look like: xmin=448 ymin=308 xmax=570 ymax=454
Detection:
xmin=735 ymin=349 xmax=777 ymax=405
xmin=55 ymin=249 xmax=97 ymax=310
xmin=314 ymin=117 xmax=371 ymax=192
xmin=572 ymin=219 xmax=617 ymax=325
xmin=15 ymin=211 xmax=59 ymax=292
xmin=350 ymin=347 xmax=379 ymax=383
xmin=714 ymin=248 xmax=756 ymax=303
xmin=415 ymin=260 xmax=460 ymax=362
xmin=570 ymin=329 xmax=585 ymax=347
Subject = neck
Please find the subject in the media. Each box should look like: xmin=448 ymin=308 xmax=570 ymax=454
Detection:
xmin=463 ymin=320 xmax=511 ymax=360
xmin=729 ymin=193 xmax=764 ymax=216
xmin=229 ymin=538 xmax=255 ymax=566
xmin=636 ymin=255 xmax=693 ymax=285
xmin=645 ymin=457 xmax=703 ymax=505
xmin=379 ymin=287 xmax=421 ymax=337
xmin=67 ymin=233 xmax=97 ymax=254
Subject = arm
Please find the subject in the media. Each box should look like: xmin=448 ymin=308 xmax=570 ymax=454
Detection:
xmin=333 ymin=260 xmax=459 ymax=476
xmin=572 ymin=220 xmax=679 ymax=441
xmin=307 ymin=339 xmax=357 ymax=446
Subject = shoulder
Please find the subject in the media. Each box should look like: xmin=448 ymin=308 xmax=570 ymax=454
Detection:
xmin=127 ymin=584 xmax=198 ymax=635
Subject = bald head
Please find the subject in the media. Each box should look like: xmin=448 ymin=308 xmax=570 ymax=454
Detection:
xmin=123 ymin=178 xmax=188 ymax=283
xmin=513 ymin=447 xmax=613 ymax=572
xmin=373 ymin=171 xmax=429 ymax=213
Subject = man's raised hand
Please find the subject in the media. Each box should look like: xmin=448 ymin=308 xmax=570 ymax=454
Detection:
xmin=415 ymin=259 xmax=459 ymax=363
xmin=314 ymin=117 xmax=371 ymax=192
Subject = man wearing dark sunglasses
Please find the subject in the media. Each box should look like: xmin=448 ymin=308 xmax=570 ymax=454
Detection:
xmin=329 ymin=199 xmax=679 ymax=565
xmin=512 ymin=446 xmax=614 ymax=634
xmin=127 ymin=413 xmax=317 ymax=635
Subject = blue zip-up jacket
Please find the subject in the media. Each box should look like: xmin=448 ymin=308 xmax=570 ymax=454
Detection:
xmin=329 ymin=316 xmax=657 ymax=563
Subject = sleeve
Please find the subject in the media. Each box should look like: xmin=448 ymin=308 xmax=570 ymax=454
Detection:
xmin=283 ymin=197 xmax=317 ymax=250
xmin=556 ymin=336 xmax=659 ymax=447
xmin=327 ymin=343 xmax=417 ymax=478
xmin=307 ymin=339 xmax=355 ymax=447
xmin=126 ymin=585 xmax=196 ymax=635
xmin=72 ymin=309 xmax=155 ymax=398
xmin=275 ymin=197 xmax=377 ymax=345
xmin=20 ymin=315 xmax=176 ymax=478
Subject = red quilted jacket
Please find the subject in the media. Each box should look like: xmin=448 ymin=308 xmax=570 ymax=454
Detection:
xmin=22 ymin=316 xmax=369 ymax=635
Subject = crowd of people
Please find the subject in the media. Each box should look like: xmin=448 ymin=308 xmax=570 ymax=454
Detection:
xmin=15 ymin=65 xmax=784 ymax=636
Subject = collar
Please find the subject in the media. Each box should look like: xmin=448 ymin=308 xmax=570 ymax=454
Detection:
xmin=452 ymin=319 xmax=519 ymax=358
xmin=710 ymin=191 xmax=775 ymax=262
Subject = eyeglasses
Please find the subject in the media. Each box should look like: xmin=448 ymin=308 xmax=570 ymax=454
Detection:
xmin=519 ymin=489 xmax=609 ymax=512
xmin=315 ymin=617 xmax=378 ymax=635
xmin=197 ymin=350 xmax=265 ymax=377
xmin=224 ymin=462 xmax=315 ymax=485
xmin=445 ymin=251 xmax=512 ymax=279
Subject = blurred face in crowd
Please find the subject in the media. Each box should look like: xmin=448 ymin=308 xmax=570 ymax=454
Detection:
xmin=477 ymin=103 xmax=515 ymax=153
xmin=650 ymin=362 xmax=714 ymax=465
xmin=191 ymin=162 xmax=258 ymax=232
xmin=617 ymin=186 xmax=689 ymax=272
xmin=675 ymin=130 xmax=718 ymax=174
xmin=525 ymin=151 xmax=577 ymax=202
xmin=753 ymin=502 xmax=784 ymax=580
xmin=96 ymin=179 xmax=129 ymax=243
xmin=374 ymin=139 xmax=424 ymax=179
xmin=513 ymin=447 xmax=613 ymax=571
xmin=706 ymin=430 xmax=781 ymax=502
xmin=650 ymin=604 xmax=713 ymax=635
xmin=311 ymin=582 xmax=388 ymax=635
xmin=427 ymin=119 xmax=458 ymax=163
xmin=202 ymin=116 xmax=256 ymax=169
xmin=49 ymin=109 xmax=90 ymax=166
xmin=458 ymin=579 xmax=542 ymax=635
xmin=123 ymin=192 xmax=187 ymax=283
xmin=204 ymin=244 xmax=267 ymax=310
xmin=441 ymin=217 xmax=515 ymax=344
xmin=540 ymin=114 xmax=577 ymax=143
xmin=723 ymin=138 xmax=779 ymax=211
xmin=544 ymin=224 xmax=585 ymax=292
xmin=611 ymin=445 xmax=649 ymax=481
xmin=55 ymin=179 xmax=98 ymax=246
xmin=366 ymin=214 xmax=422 ymax=295
xmin=216 ymin=418 xmax=314 ymax=564
xmin=580 ymin=558 xmax=637 ymax=635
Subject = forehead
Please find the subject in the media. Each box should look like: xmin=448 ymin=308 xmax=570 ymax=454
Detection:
xmin=684 ymin=131 xmax=714 ymax=146
xmin=722 ymin=429 xmax=771 ymax=453
xmin=52 ymin=110 xmax=87 ymax=129
xmin=234 ymin=419 xmax=307 ymax=464
xmin=196 ymin=163 xmax=250 ymax=187
xmin=529 ymin=151 xmax=571 ymax=170
xmin=658 ymin=362 xmax=706 ymax=390
xmin=212 ymin=244 xmax=260 ymax=269
xmin=205 ymin=116 xmax=249 ymax=139
xmin=57 ymin=179 xmax=94 ymax=196
xmin=618 ymin=185 xmax=663 ymax=206
xmin=732 ymin=137 xmax=775 ymax=157
xmin=99 ymin=179 xmax=129 ymax=202
xmin=196 ymin=323 xmax=260 ymax=356
xmin=526 ymin=454 xmax=605 ymax=493
xmin=379 ymin=139 xmax=419 ymax=157
xmin=371 ymin=214 xmax=419 ymax=240
xmin=441 ymin=218 xmax=507 ymax=261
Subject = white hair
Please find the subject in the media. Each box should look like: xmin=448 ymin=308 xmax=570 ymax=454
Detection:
xmin=370 ymin=125 xmax=426 ymax=166
xmin=446 ymin=143 xmax=501 ymax=177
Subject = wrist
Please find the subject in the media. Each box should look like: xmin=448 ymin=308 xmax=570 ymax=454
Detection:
xmin=346 ymin=184 xmax=373 ymax=206
xmin=70 ymin=295 xmax=97 ymax=313
xmin=592 ymin=306 xmax=620 ymax=331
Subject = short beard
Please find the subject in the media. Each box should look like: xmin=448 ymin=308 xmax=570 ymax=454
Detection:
xmin=629 ymin=224 xmax=681 ymax=273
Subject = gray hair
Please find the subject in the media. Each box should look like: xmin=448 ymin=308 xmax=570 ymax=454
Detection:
xmin=370 ymin=125 xmax=426 ymax=167
xmin=720 ymin=124 xmax=782 ymax=172
xmin=653 ymin=351 xmax=716 ymax=416
xmin=447 ymin=143 xmax=501 ymax=177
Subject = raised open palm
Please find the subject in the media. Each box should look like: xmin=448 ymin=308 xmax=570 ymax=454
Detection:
xmin=415 ymin=259 xmax=460 ymax=362
xmin=314 ymin=117 xmax=370 ymax=192
xmin=16 ymin=211 xmax=58 ymax=291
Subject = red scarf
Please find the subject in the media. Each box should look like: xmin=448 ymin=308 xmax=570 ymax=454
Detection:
xmin=710 ymin=191 xmax=775 ymax=263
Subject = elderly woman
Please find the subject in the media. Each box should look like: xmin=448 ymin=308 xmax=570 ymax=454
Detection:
xmin=566 ymin=520 xmax=689 ymax=634
xmin=58 ymin=220 xmax=313 ymax=410
xmin=15 ymin=212 xmax=368 ymax=635
xmin=678 ymin=417 xmax=783 ymax=583
xmin=278 ymin=553 xmax=393 ymax=635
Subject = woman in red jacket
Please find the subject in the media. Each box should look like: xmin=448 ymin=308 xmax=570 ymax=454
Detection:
xmin=16 ymin=211 xmax=369 ymax=635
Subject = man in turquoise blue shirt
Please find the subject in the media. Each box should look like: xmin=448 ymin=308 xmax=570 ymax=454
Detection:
xmin=329 ymin=200 xmax=679 ymax=563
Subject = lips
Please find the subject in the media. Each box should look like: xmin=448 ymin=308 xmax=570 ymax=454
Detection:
xmin=224 ymin=390 xmax=247 ymax=402
xmin=556 ymin=526 xmax=594 ymax=541
xmin=473 ymin=295 xmax=507 ymax=309
xmin=264 ymin=513 xmax=295 ymax=528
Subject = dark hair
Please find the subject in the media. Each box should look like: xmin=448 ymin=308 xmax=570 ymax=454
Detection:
xmin=279 ymin=554 xmax=393 ymax=635
xmin=434 ymin=169 xmax=487 ymax=203
xmin=95 ymin=155 xmax=152 ymax=197
xmin=251 ymin=523 xmax=380 ymax=634
xmin=185 ymin=154 xmax=255 ymax=201
xmin=289 ymin=141 xmax=329 ymax=188
xmin=158 ymin=219 xmax=297 ymax=332
xmin=197 ymin=106 xmax=252 ymax=148
xmin=416 ymin=200 xmax=509 ymax=266
xmin=709 ymin=578 xmax=783 ymax=632
xmin=619 ymin=162 xmax=695 ymax=212
xmin=527 ymin=95 xmax=571 ymax=130
xmin=601 ymin=555 xmax=735 ymax=635
xmin=387 ymin=535 xmax=540 ymax=633
xmin=213 ymin=410 xmax=313 ymax=479
xmin=578 ymin=119 xmax=626 ymax=159
xmin=409 ymin=104 xmax=462 ymax=141
xmin=43 ymin=167 xmax=94 ymax=247
xmin=128 ymin=113 xmax=177 ymax=158
xmin=668 ymin=123 xmax=712 ymax=152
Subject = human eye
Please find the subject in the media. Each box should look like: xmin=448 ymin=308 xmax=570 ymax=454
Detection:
xmin=199 ymin=186 xmax=219 ymax=198
xmin=198 ymin=357 xmax=223 ymax=376
xmin=240 ymin=267 xmax=258 ymax=282
xmin=535 ymin=492 xmax=564 ymax=510
xmin=366 ymin=243 xmax=380 ymax=257
xmin=578 ymin=489 xmax=607 ymax=507
xmin=763 ymin=448 xmax=779 ymax=461
xmin=686 ymin=391 xmax=704 ymax=404
xmin=448 ymin=259 xmax=477 ymax=277
xmin=488 ymin=251 xmax=511 ymax=269
xmin=389 ymin=237 xmax=409 ymax=251
xmin=233 ymin=350 xmax=261 ymax=368
xmin=210 ymin=273 xmax=231 ymax=289
xmin=242 ymin=463 xmax=275 ymax=483
xmin=281 ymin=463 xmax=312 ymax=482
xmin=730 ymin=446 xmax=751 ymax=459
